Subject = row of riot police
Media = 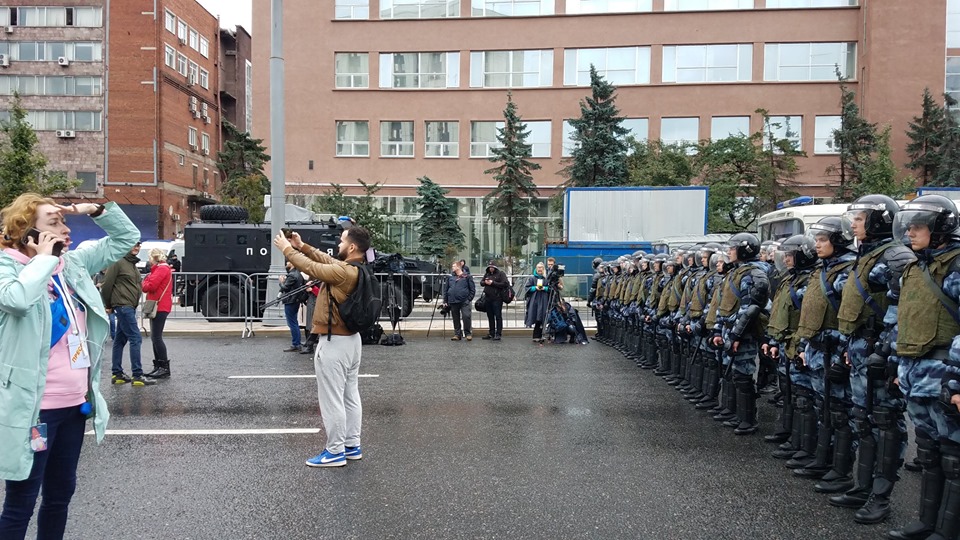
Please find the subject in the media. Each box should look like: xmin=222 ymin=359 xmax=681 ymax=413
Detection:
xmin=588 ymin=193 xmax=960 ymax=540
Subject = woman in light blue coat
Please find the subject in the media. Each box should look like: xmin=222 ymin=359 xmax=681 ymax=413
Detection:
xmin=0 ymin=195 xmax=139 ymax=539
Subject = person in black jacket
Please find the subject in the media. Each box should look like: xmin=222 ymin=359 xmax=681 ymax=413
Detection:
xmin=481 ymin=260 xmax=510 ymax=341
xmin=443 ymin=260 xmax=476 ymax=341
xmin=279 ymin=259 xmax=306 ymax=352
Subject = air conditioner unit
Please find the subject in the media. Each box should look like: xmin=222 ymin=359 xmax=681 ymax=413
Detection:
xmin=189 ymin=143 xmax=198 ymax=152
xmin=179 ymin=37 xmax=186 ymax=45
xmin=57 ymin=56 xmax=69 ymax=67
xmin=201 ymin=103 xmax=208 ymax=115
xmin=203 ymin=115 xmax=210 ymax=125
xmin=187 ymin=76 xmax=195 ymax=87
xmin=4 ymin=26 xmax=13 ymax=34
xmin=56 ymin=130 xmax=76 ymax=139
xmin=193 ymin=110 xmax=201 ymax=119
xmin=202 ymin=191 xmax=210 ymax=199
xmin=0 ymin=54 xmax=9 ymax=67
xmin=203 ymin=148 xmax=209 ymax=156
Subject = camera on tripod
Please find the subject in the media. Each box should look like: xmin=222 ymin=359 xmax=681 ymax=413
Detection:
xmin=547 ymin=264 xmax=565 ymax=287
xmin=439 ymin=304 xmax=451 ymax=316
xmin=372 ymin=252 xmax=406 ymax=274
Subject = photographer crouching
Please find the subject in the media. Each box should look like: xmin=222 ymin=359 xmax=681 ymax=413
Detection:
xmin=443 ymin=260 xmax=475 ymax=341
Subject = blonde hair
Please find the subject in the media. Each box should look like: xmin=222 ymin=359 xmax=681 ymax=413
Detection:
xmin=149 ymin=248 xmax=166 ymax=264
xmin=0 ymin=193 xmax=57 ymax=249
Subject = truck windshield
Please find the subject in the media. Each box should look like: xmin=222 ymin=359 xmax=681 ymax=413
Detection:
xmin=759 ymin=218 xmax=803 ymax=242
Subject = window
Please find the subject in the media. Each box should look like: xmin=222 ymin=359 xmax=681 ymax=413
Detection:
xmin=763 ymin=115 xmax=802 ymax=151
xmin=177 ymin=19 xmax=188 ymax=42
xmin=380 ymin=52 xmax=459 ymax=88
xmin=200 ymin=37 xmax=209 ymax=58
xmin=193 ymin=165 xmax=199 ymax=188
xmin=245 ymin=61 xmax=253 ymax=132
xmin=470 ymin=50 xmax=553 ymax=88
xmin=661 ymin=117 xmax=700 ymax=146
xmin=0 ymin=8 xmax=8 ymax=26
xmin=203 ymin=168 xmax=209 ymax=187
xmin=711 ymin=116 xmax=750 ymax=140
xmin=199 ymin=69 xmax=209 ymax=89
xmin=470 ymin=121 xmax=504 ymax=157
xmin=336 ymin=121 xmax=370 ymax=157
xmin=472 ymin=0 xmax=554 ymax=16
xmin=76 ymin=171 xmax=97 ymax=193
xmin=951 ymin=0 xmax=960 ymax=48
xmin=622 ymin=118 xmax=649 ymax=143
xmin=71 ymin=7 xmax=101 ymax=27
xmin=335 ymin=53 xmax=369 ymax=88
xmin=526 ymin=121 xmax=552 ymax=157
xmin=188 ymin=62 xmax=199 ymax=84
xmin=381 ymin=121 xmax=415 ymax=157
xmin=563 ymin=47 xmax=650 ymax=86
xmin=165 ymin=45 xmax=176 ymax=68
xmin=16 ymin=7 xmax=66 ymax=26
xmin=664 ymin=0 xmax=752 ymax=9
xmin=766 ymin=0 xmax=857 ymax=7
xmin=72 ymin=42 xmax=100 ymax=62
xmin=425 ymin=121 xmax=459 ymax=157
xmin=814 ymin=115 xmax=841 ymax=154
xmin=188 ymin=127 xmax=198 ymax=148
xmin=0 ymin=76 xmax=101 ymax=96
xmin=165 ymin=9 xmax=176 ymax=33
xmin=562 ymin=120 xmax=576 ymax=157
xmin=336 ymin=0 xmax=370 ymax=19
xmin=947 ymin=57 xmax=960 ymax=107
xmin=202 ymin=133 xmax=210 ymax=154
xmin=18 ymin=110 xmax=101 ymax=131
xmin=662 ymin=44 xmax=752 ymax=83
xmin=764 ymin=42 xmax=856 ymax=81
xmin=177 ymin=54 xmax=188 ymax=76
xmin=381 ymin=0 xmax=460 ymax=18
xmin=189 ymin=29 xmax=199 ymax=51
xmin=565 ymin=0 xmax=651 ymax=13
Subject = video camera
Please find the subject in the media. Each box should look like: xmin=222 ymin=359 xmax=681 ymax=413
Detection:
xmin=371 ymin=252 xmax=406 ymax=274
xmin=547 ymin=263 xmax=565 ymax=286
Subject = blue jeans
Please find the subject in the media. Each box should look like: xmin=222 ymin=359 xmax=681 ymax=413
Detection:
xmin=108 ymin=312 xmax=116 ymax=339
xmin=0 ymin=406 xmax=86 ymax=540
xmin=112 ymin=306 xmax=142 ymax=377
xmin=284 ymin=303 xmax=302 ymax=348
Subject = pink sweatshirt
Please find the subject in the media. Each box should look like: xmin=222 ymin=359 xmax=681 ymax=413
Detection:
xmin=4 ymin=249 xmax=89 ymax=410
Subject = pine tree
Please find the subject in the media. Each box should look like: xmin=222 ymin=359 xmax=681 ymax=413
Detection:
xmin=934 ymin=97 xmax=960 ymax=187
xmin=312 ymin=180 xmax=402 ymax=253
xmin=853 ymin=127 xmax=916 ymax=199
xmin=484 ymin=92 xmax=541 ymax=264
xmin=0 ymin=94 xmax=77 ymax=208
xmin=562 ymin=66 xmax=629 ymax=188
xmin=414 ymin=176 xmax=464 ymax=264
xmin=217 ymin=122 xmax=271 ymax=222
xmin=828 ymin=74 xmax=877 ymax=201
xmin=905 ymin=88 xmax=947 ymax=185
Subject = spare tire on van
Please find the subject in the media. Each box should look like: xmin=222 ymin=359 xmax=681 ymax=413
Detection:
xmin=199 ymin=205 xmax=249 ymax=223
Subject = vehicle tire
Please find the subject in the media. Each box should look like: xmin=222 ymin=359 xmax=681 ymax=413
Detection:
xmin=200 ymin=282 xmax=244 ymax=321
xmin=199 ymin=204 xmax=249 ymax=223
xmin=379 ymin=282 xmax=411 ymax=319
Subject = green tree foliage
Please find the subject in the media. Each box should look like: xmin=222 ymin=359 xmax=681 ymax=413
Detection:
xmin=828 ymin=74 xmax=877 ymax=201
xmin=626 ymin=140 xmax=696 ymax=187
xmin=932 ymin=96 xmax=960 ymax=187
xmin=484 ymin=93 xmax=540 ymax=260
xmin=414 ymin=176 xmax=464 ymax=264
xmin=561 ymin=66 xmax=629 ymax=188
xmin=852 ymin=127 xmax=916 ymax=199
xmin=217 ymin=122 xmax=271 ymax=223
xmin=905 ymin=88 xmax=947 ymax=185
xmin=312 ymin=180 xmax=402 ymax=253
xmin=0 ymin=94 xmax=77 ymax=208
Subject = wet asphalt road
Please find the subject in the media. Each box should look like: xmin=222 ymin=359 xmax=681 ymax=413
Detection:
xmin=2 ymin=336 xmax=922 ymax=539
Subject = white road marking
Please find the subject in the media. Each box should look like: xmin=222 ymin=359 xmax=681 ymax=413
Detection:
xmin=227 ymin=374 xmax=379 ymax=379
xmin=85 ymin=428 xmax=321 ymax=436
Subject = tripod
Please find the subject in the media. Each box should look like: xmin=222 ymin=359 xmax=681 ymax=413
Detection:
xmin=538 ymin=282 xmax=562 ymax=344
xmin=380 ymin=270 xmax=405 ymax=346
xmin=425 ymin=272 xmax=447 ymax=338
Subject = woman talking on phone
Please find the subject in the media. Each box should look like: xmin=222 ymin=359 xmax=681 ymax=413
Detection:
xmin=0 ymin=194 xmax=140 ymax=539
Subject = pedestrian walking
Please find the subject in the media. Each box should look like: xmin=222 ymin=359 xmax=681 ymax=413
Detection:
xmin=142 ymin=248 xmax=174 ymax=379
xmin=443 ymin=260 xmax=475 ymax=341
xmin=101 ymin=242 xmax=154 ymax=386
xmin=0 ymin=195 xmax=140 ymax=538
xmin=279 ymin=259 xmax=305 ymax=352
xmin=481 ymin=261 xmax=509 ymax=341
xmin=525 ymin=262 xmax=551 ymax=343
xmin=274 ymin=226 xmax=372 ymax=468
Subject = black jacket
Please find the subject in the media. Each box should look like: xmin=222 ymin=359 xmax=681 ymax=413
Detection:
xmin=481 ymin=267 xmax=510 ymax=302
xmin=280 ymin=267 xmax=306 ymax=305
xmin=444 ymin=271 xmax=476 ymax=305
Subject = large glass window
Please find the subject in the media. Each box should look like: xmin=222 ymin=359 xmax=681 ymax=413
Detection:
xmin=951 ymin=0 xmax=960 ymax=48
xmin=189 ymin=29 xmax=199 ymax=51
xmin=764 ymin=42 xmax=856 ymax=81
xmin=565 ymin=0 xmax=651 ymax=14
xmin=763 ymin=115 xmax=802 ymax=151
xmin=177 ymin=53 xmax=188 ymax=76
xmin=336 ymin=53 xmax=369 ymax=88
xmin=425 ymin=121 xmax=459 ymax=157
xmin=766 ymin=0 xmax=857 ymax=7
xmin=563 ymin=118 xmax=648 ymax=157
xmin=662 ymin=44 xmax=752 ymax=83
xmin=814 ymin=115 xmax=841 ymax=154
xmin=202 ymin=133 xmax=210 ymax=154
xmin=526 ymin=121 xmax=552 ymax=157
xmin=665 ymin=0 xmax=752 ymax=8
xmin=472 ymin=0 xmax=554 ymax=16
xmin=165 ymin=9 xmax=176 ymax=33
xmin=470 ymin=50 xmax=553 ymax=88
xmin=76 ymin=171 xmax=97 ymax=193
xmin=381 ymin=0 xmax=460 ymax=18
xmin=20 ymin=110 xmax=101 ymax=131
xmin=200 ymin=38 xmax=210 ymax=58
xmin=70 ymin=7 xmax=101 ymax=26
xmin=189 ymin=127 xmax=198 ymax=148
xmin=947 ymin=57 xmax=960 ymax=107
xmin=380 ymin=52 xmax=459 ymax=88
xmin=336 ymin=121 xmax=370 ymax=157
xmin=661 ymin=117 xmax=700 ymax=146
xmin=711 ymin=116 xmax=750 ymax=140
xmin=470 ymin=121 xmax=504 ymax=157
xmin=177 ymin=19 xmax=188 ymax=41
xmin=563 ymin=47 xmax=651 ymax=86
xmin=199 ymin=69 xmax=210 ymax=89
xmin=381 ymin=121 xmax=415 ymax=157
xmin=5 ymin=41 xmax=102 ymax=62
xmin=336 ymin=0 xmax=370 ymax=19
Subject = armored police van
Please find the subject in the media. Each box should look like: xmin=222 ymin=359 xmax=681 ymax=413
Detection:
xmin=180 ymin=205 xmax=438 ymax=321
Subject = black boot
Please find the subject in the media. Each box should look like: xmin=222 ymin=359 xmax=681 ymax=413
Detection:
xmin=773 ymin=394 xmax=803 ymax=459
xmin=147 ymin=360 xmax=170 ymax=379
xmin=888 ymin=435 xmax=944 ymax=539
xmin=854 ymin=408 xmax=904 ymax=524
xmin=713 ymin=378 xmax=737 ymax=422
xmin=830 ymin=408 xmax=876 ymax=508
xmin=815 ymin=407 xmax=855 ymax=493
xmin=785 ymin=393 xmax=818 ymax=468
xmin=734 ymin=377 xmax=758 ymax=435
xmin=144 ymin=360 xmax=162 ymax=378
xmin=927 ymin=444 xmax=960 ymax=540
xmin=696 ymin=361 xmax=720 ymax=410
xmin=794 ymin=406 xmax=833 ymax=479
xmin=766 ymin=374 xmax=793 ymax=444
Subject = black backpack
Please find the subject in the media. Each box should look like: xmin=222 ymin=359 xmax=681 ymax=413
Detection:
xmin=328 ymin=262 xmax=382 ymax=339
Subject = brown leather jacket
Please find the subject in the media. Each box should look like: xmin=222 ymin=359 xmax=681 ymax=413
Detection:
xmin=283 ymin=243 xmax=362 ymax=336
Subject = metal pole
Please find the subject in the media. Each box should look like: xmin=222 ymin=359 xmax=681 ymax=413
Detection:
xmin=263 ymin=0 xmax=286 ymax=324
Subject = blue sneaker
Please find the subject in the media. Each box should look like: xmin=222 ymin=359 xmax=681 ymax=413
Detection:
xmin=305 ymin=449 xmax=346 ymax=468
xmin=344 ymin=445 xmax=362 ymax=461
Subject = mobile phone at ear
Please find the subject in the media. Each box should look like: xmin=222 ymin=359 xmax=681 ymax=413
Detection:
xmin=21 ymin=228 xmax=41 ymax=246
xmin=51 ymin=241 xmax=64 ymax=257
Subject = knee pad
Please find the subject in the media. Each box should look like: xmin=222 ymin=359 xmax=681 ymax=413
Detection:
xmin=942 ymin=442 xmax=960 ymax=479
xmin=852 ymin=407 xmax=871 ymax=434
xmin=917 ymin=433 xmax=941 ymax=468
xmin=830 ymin=408 xmax=849 ymax=430
xmin=871 ymin=406 xmax=902 ymax=430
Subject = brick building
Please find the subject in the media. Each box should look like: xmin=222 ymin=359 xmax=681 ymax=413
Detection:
xmin=219 ymin=24 xmax=252 ymax=135
xmin=251 ymin=0 xmax=953 ymax=266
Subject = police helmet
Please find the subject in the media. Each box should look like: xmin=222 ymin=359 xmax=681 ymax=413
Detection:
xmin=842 ymin=194 xmax=900 ymax=241
xmin=632 ymin=250 xmax=647 ymax=259
xmin=592 ymin=257 xmax=603 ymax=269
xmin=777 ymin=234 xmax=818 ymax=271
xmin=894 ymin=195 xmax=960 ymax=249
xmin=806 ymin=216 xmax=853 ymax=253
xmin=726 ymin=232 xmax=761 ymax=261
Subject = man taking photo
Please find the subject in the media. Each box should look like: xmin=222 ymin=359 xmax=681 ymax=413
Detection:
xmin=273 ymin=226 xmax=372 ymax=468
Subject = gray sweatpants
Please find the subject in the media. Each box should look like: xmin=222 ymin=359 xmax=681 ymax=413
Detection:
xmin=314 ymin=333 xmax=362 ymax=454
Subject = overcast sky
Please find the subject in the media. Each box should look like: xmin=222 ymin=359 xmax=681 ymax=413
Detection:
xmin=197 ymin=0 xmax=252 ymax=33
